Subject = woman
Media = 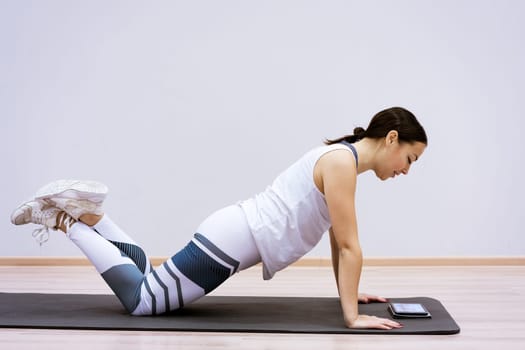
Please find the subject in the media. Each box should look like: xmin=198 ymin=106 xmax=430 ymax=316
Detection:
xmin=11 ymin=106 xmax=427 ymax=330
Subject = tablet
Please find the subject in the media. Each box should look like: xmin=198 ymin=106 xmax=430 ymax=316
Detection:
xmin=388 ymin=303 xmax=432 ymax=318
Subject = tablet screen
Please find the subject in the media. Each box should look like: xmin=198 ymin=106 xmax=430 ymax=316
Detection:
xmin=391 ymin=303 xmax=427 ymax=314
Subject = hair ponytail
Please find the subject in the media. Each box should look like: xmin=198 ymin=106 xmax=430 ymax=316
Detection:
xmin=324 ymin=127 xmax=366 ymax=145
xmin=324 ymin=107 xmax=427 ymax=145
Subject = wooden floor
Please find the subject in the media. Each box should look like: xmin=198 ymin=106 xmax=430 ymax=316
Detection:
xmin=1 ymin=265 xmax=524 ymax=349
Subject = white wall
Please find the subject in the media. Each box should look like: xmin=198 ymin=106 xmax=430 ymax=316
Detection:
xmin=1 ymin=0 xmax=523 ymax=258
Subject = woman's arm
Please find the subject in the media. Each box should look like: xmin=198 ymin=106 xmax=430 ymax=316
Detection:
xmin=329 ymin=227 xmax=339 ymax=291
xmin=330 ymin=227 xmax=388 ymax=304
xmin=319 ymin=150 xmax=362 ymax=325
xmin=318 ymin=150 xmax=401 ymax=330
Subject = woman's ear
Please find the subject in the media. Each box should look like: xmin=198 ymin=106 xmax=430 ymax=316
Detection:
xmin=385 ymin=130 xmax=399 ymax=145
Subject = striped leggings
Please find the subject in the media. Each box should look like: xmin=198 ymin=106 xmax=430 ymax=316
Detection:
xmin=67 ymin=205 xmax=261 ymax=315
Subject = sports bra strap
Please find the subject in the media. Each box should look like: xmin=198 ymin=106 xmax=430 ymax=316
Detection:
xmin=340 ymin=141 xmax=358 ymax=167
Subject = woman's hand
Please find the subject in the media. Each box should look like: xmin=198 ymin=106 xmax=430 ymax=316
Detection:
xmin=346 ymin=314 xmax=403 ymax=330
xmin=358 ymin=293 xmax=388 ymax=303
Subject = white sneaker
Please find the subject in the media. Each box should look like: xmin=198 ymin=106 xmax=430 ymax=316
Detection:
xmin=35 ymin=179 xmax=108 ymax=220
xmin=10 ymin=200 xmax=61 ymax=245
xmin=11 ymin=200 xmax=59 ymax=226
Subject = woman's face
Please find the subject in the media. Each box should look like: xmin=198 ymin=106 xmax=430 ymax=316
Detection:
xmin=375 ymin=131 xmax=427 ymax=181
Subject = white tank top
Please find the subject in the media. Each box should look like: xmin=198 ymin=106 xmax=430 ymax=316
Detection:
xmin=239 ymin=143 xmax=357 ymax=280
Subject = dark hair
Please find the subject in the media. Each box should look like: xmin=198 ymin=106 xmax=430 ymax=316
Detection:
xmin=325 ymin=107 xmax=428 ymax=145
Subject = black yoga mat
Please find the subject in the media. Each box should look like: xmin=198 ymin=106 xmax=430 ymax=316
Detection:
xmin=0 ymin=293 xmax=460 ymax=334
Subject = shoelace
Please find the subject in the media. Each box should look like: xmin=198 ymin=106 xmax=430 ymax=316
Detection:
xmin=30 ymin=205 xmax=56 ymax=246
xmin=32 ymin=227 xmax=50 ymax=246
xmin=31 ymin=212 xmax=76 ymax=246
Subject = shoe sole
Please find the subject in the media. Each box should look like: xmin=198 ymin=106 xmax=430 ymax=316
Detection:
xmin=35 ymin=180 xmax=108 ymax=203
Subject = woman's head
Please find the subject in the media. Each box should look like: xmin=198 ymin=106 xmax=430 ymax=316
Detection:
xmin=326 ymin=107 xmax=428 ymax=180
xmin=325 ymin=107 xmax=428 ymax=146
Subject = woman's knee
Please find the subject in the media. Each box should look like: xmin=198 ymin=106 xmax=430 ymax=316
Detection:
xmin=101 ymin=264 xmax=145 ymax=314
